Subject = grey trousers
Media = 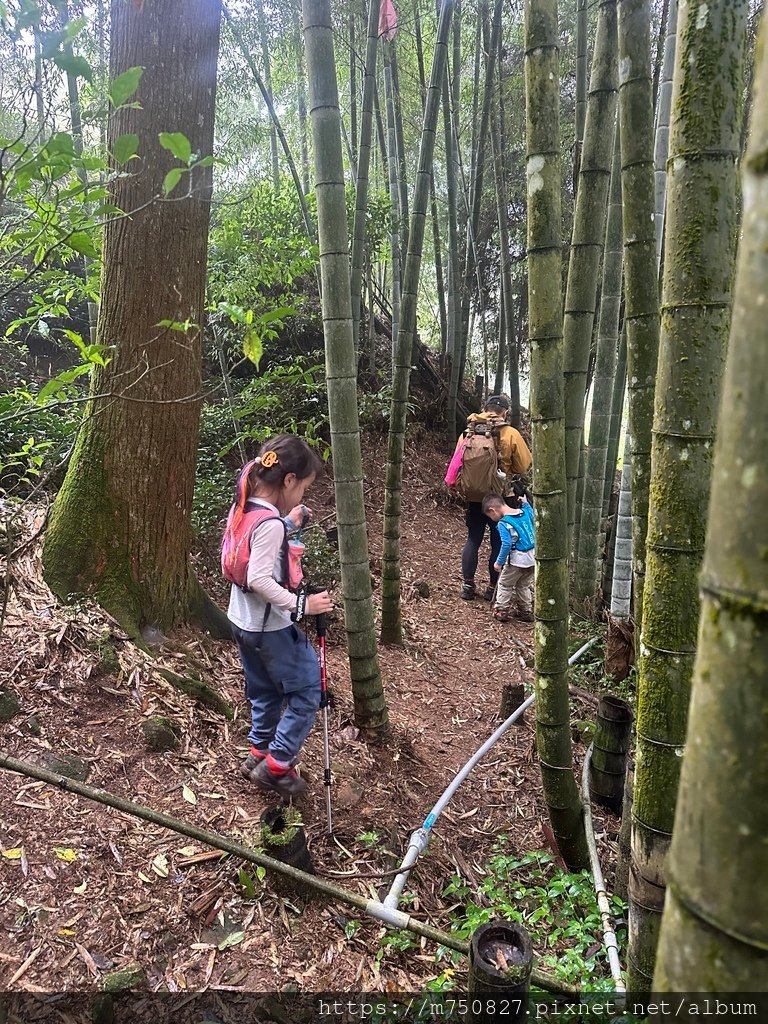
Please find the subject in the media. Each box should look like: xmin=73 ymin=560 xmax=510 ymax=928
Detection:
xmin=495 ymin=563 xmax=534 ymax=612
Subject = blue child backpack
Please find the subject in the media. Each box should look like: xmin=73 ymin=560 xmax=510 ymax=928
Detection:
xmin=509 ymin=503 xmax=535 ymax=552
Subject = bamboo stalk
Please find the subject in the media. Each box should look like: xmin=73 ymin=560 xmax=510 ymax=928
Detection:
xmin=562 ymin=0 xmax=618 ymax=554
xmin=380 ymin=0 xmax=456 ymax=645
xmin=628 ymin=0 xmax=748 ymax=987
xmin=654 ymin=21 xmax=768 ymax=987
xmin=525 ymin=0 xmax=589 ymax=870
xmin=303 ymin=0 xmax=388 ymax=729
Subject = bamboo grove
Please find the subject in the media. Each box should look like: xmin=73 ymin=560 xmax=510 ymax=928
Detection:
xmin=1 ymin=0 xmax=766 ymax=993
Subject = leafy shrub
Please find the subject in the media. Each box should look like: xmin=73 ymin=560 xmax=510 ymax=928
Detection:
xmin=192 ymin=359 xmax=330 ymax=543
xmin=228 ymin=360 xmax=330 ymax=455
xmin=436 ymin=844 xmax=627 ymax=989
xmin=358 ymin=384 xmax=414 ymax=432
xmin=301 ymin=527 xmax=340 ymax=589
xmin=0 ymin=382 xmax=81 ymax=495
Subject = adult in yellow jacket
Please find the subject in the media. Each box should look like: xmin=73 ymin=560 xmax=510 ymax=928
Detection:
xmin=456 ymin=395 xmax=532 ymax=600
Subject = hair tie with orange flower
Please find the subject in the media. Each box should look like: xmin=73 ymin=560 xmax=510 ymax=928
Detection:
xmin=261 ymin=450 xmax=279 ymax=468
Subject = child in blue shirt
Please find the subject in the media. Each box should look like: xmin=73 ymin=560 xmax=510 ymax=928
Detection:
xmin=481 ymin=488 xmax=535 ymax=623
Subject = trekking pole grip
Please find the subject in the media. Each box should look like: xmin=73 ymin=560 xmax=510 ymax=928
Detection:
xmin=305 ymin=583 xmax=328 ymax=637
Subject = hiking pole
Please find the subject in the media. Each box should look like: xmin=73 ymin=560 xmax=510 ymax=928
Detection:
xmin=315 ymin=603 xmax=333 ymax=835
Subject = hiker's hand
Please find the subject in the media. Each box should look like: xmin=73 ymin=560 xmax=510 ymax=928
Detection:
xmin=307 ymin=590 xmax=333 ymax=615
xmin=287 ymin=504 xmax=311 ymax=528
xmin=494 ymin=563 xmax=502 ymax=573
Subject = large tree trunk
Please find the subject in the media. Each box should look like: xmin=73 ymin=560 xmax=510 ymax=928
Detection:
xmin=302 ymin=0 xmax=389 ymax=733
xmin=574 ymin=128 xmax=622 ymax=615
xmin=43 ymin=0 xmax=222 ymax=636
xmin=654 ymin=27 xmax=768 ymax=986
xmin=562 ymin=0 xmax=618 ymax=557
xmin=628 ymin=0 xmax=748 ymax=989
xmin=525 ymin=0 xmax=589 ymax=870
xmin=380 ymin=0 xmax=455 ymax=645
xmin=616 ymin=0 xmax=660 ymax=641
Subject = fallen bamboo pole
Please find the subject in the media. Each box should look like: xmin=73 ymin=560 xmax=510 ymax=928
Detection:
xmin=0 ymin=752 xmax=578 ymax=997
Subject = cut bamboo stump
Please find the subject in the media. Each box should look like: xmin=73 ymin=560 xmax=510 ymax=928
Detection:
xmin=499 ymin=683 xmax=527 ymax=724
xmin=468 ymin=920 xmax=532 ymax=1023
xmin=590 ymin=693 xmax=633 ymax=814
xmin=260 ymin=805 xmax=316 ymax=899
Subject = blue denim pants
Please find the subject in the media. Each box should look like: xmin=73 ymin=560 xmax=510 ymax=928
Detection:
xmin=232 ymin=623 xmax=321 ymax=764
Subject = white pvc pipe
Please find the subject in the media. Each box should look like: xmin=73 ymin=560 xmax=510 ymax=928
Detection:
xmin=384 ymin=694 xmax=535 ymax=909
xmin=384 ymin=635 xmax=603 ymax=910
xmin=582 ymin=744 xmax=626 ymax=994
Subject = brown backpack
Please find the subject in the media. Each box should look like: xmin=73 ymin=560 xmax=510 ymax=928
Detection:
xmin=456 ymin=420 xmax=505 ymax=503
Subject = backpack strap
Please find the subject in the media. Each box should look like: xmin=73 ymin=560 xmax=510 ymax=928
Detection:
xmin=243 ymin=501 xmax=290 ymax=646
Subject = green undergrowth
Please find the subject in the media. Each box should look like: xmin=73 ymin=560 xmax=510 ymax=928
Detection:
xmin=372 ymin=842 xmax=627 ymax=993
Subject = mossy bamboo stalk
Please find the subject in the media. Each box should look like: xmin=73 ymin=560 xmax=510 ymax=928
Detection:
xmin=525 ymin=0 xmax=589 ymax=870
xmin=303 ymin=0 xmax=388 ymax=730
xmin=562 ymin=0 xmax=618 ymax=554
xmin=652 ymin=0 xmax=677 ymax=266
xmin=654 ymin=27 xmax=768 ymax=987
xmin=628 ymin=0 xmax=748 ymax=988
xmin=442 ymin=53 xmax=461 ymax=378
xmin=293 ymin=4 xmax=311 ymax=195
xmin=574 ymin=129 xmax=622 ymax=614
xmin=494 ymin=295 xmax=506 ymax=396
xmin=380 ymin=0 xmax=455 ymax=645
xmin=616 ymin=0 xmax=660 ymax=639
xmin=350 ymin=0 xmax=381 ymax=350
xmin=497 ymin=27 xmax=521 ymax=419
xmin=383 ymin=45 xmax=402 ymax=358
xmin=575 ymin=0 xmax=589 ymax=150
xmin=602 ymin=325 xmax=626 ymax=519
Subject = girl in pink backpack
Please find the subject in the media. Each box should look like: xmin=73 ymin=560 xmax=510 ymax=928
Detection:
xmin=222 ymin=435 xmax=333 ymax=800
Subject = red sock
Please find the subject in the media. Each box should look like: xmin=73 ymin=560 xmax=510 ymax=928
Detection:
xmin=250 ymin=746 xmax=267 ymax=760
xmin=266 ymin=753 xmax=292 ymax=775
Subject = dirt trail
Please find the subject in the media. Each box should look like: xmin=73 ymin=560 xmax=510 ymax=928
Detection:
xmin=0 ymin=432 xmax=605 ymax=993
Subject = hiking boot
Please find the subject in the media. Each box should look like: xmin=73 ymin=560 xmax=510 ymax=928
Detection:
xmin=483 ymin=586 xmax=495 ymax=602
xmin=515 ymin=609 xmax=535 ymax=623
xmin=251 ymin=757 xmax=308 ymax=800
xmin=460 ymin=582 xmax=476 ymax=601
xmin=239 ymin=748 xmax=267 ymax=781
xmin=493 ymin=608 xmax=510 ymax=622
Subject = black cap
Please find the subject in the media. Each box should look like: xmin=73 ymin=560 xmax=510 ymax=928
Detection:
xmin=485 ymin=395 xmax=510 ymax=411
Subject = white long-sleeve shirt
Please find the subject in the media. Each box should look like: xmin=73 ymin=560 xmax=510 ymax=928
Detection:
xmin=227 ymin=500 xmax=298 ymax=632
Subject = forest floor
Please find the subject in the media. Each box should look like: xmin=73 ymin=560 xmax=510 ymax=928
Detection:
xmin=0 ymin=428 xmax=620 ymax=1003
